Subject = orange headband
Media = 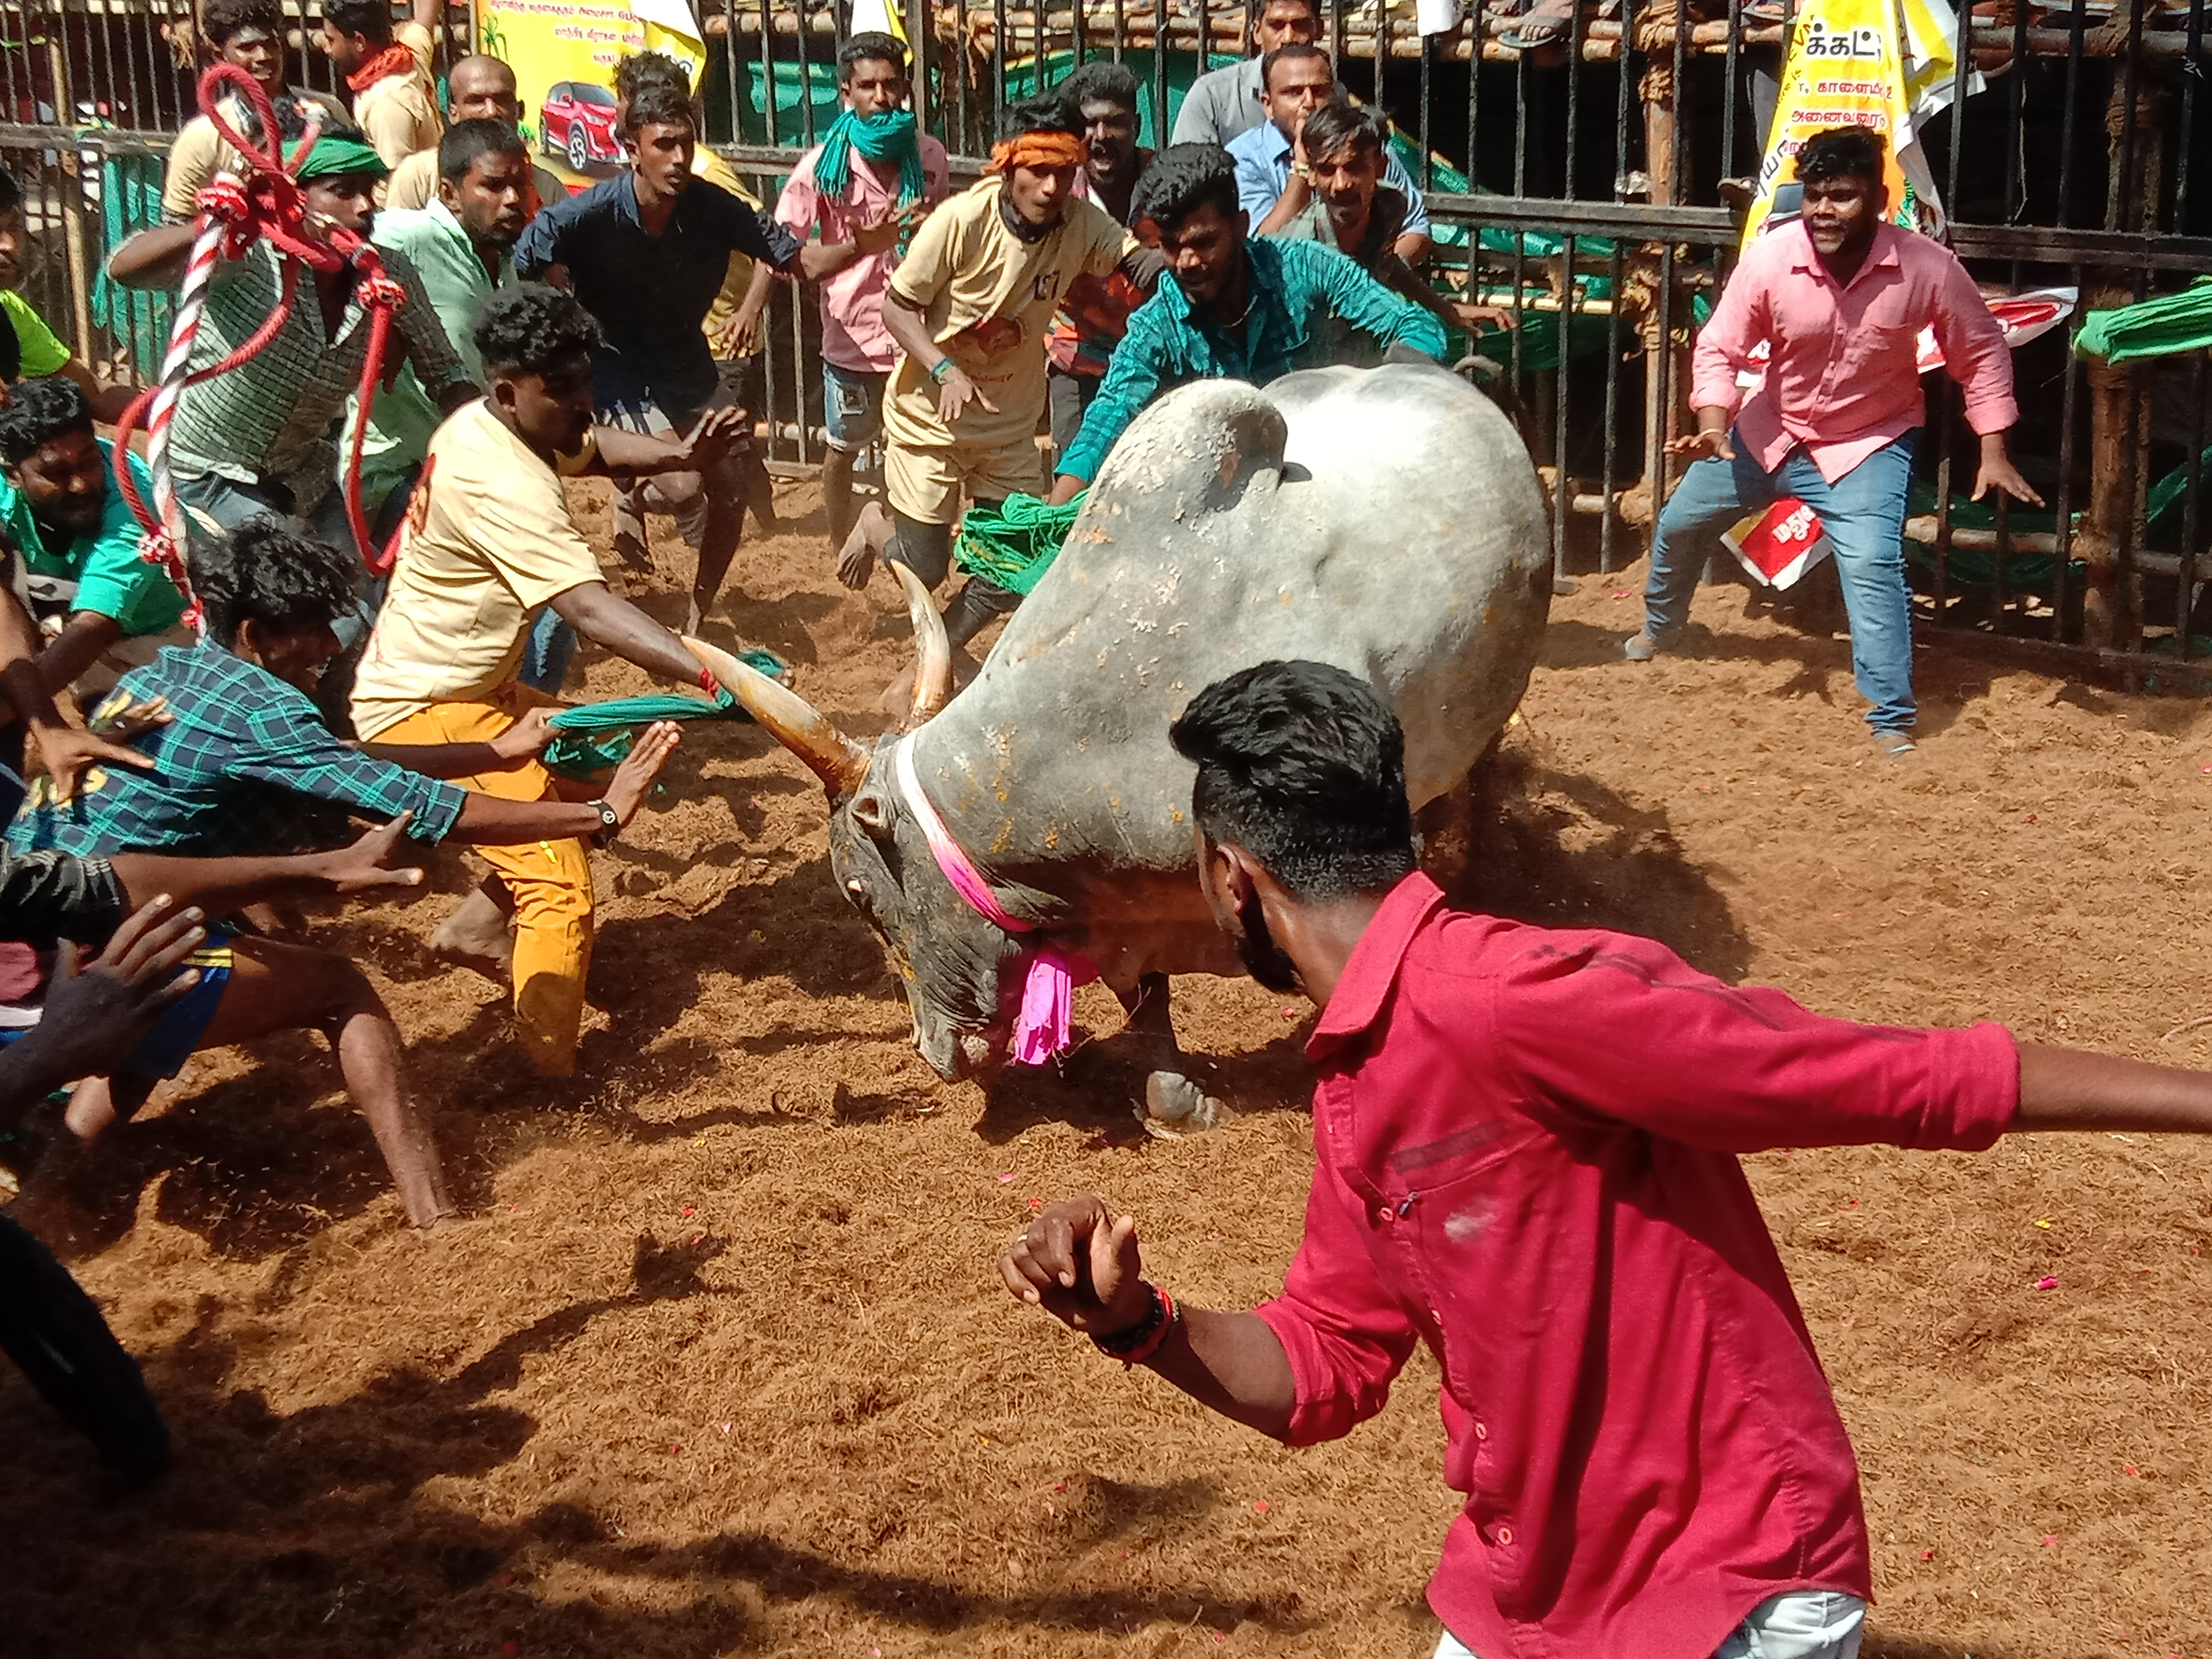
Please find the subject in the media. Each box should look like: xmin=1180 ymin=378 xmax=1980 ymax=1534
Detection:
xmin=988 ymin=131 xmax=1091 ymax=174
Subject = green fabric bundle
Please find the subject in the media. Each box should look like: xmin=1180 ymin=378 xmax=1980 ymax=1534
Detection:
xmin=952 ymin=492 xmax=1087 ymax=597
xmin=540 ymin=648 xmax=785 ymax=780
xmin=2074 ymin=277 xmax=2212 ymax=365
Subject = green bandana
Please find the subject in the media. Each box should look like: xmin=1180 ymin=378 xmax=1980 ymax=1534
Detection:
xmin=294 ymin=134 xmax=389 ymax=184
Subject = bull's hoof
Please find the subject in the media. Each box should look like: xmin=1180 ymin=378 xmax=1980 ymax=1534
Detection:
xmin=1138 ymin=1070 xmax=1228 ymax=1136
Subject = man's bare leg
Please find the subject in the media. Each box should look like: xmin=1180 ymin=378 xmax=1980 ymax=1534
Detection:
xmin=687 ymin=468 xmax=745 ymax=636
xmin=430 ymin=876 xmax=514 ymax=981
xmin=610 ymin=479 xmax=656 ymax=576
xmin=824 ymin=443 xmax=860 ymax=554
xmin=837 ymin=500 xmax=896 ymax=591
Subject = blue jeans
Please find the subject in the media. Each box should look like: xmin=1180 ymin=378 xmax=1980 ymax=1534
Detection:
xmin=822 ymin=360 xmax=887 ymax=452
xmin=1644 ymin=431 xmax=1921 ymax=734
xmin=1438 ymin=1589 xmax=1864 ymax=1659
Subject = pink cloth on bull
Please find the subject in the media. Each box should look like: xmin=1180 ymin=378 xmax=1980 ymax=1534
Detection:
xmin=892 ymin=736 xmax=1097 ymax=1063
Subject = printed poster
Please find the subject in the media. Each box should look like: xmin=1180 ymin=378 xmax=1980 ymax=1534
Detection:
xmin=476 ymin=0 xmax=707 ymax=189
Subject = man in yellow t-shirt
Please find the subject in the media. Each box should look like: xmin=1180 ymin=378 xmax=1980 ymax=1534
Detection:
xmin=352 ymin=286 xmax=741 ymax=1077
xmin=875 ymin=94 xmax=1163 ymax=647
xmin=319 ymin=0 xmax=442 ymax=188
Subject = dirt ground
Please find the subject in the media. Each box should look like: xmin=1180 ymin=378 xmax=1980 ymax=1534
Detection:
xmin=5 ymin=478 xmax=2212 ymax=1659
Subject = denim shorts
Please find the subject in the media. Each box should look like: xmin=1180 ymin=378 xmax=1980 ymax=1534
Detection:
xmin=822 ymin=361 xmax=887 ymax=452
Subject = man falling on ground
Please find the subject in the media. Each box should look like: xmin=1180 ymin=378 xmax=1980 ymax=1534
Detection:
xmin=351 ymin=284 xmax=747 ymax=1078
xmin=317 ymin=0 xmax=442 ymax=184
xmin=514 ymin=72 xmax=843 ymax=634
xmin=773 ymin=30 xmax=950 ymax=556
xmin=1625 ymin=127 xmax=2041 ymax=759
xmin=1049 ymin=144 xmax=1447 ymax=501
xmin=847 ymin=93 xmax=1164 ymax=650
xmin=381 ymin=51 xmax=567 ymax=215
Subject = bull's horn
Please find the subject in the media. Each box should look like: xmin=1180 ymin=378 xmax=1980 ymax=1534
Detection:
xmin=892 ymin=559 xmax=953 ymax=730
xmin=683 ymin=635 xmax=870 ymax=797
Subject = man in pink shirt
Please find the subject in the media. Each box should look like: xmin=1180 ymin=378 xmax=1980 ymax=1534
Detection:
xmin=773 ymin=32 xmax=950 ymax=555
xmin=1003 ymin=657 xmax=2212 ymax=1659
xmin=1627 ymin=128 xmax=2041 ymax=758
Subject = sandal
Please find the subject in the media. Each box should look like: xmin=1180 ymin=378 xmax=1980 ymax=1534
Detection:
xmin=1496 ymin=0 xmax=1576 ymax=49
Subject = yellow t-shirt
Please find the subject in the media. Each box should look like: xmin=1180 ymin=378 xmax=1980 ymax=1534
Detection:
xmin=349 ymin=399 xmax=600 ymax=739
xmin=355 ymin=20 xmax=443 ymax=188
xmin=693 ymin=146 xmax=764 ymax=353
xmin=383 ymin=146 xmax=568 ymax=216
xmin=883 ymin=178 xmax=1133 ymax=456
xmin=160 ymin=88 xmax=350 ymax=221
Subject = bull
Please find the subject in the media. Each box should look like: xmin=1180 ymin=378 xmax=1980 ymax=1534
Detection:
xmin=690 ymin=362 xmax=1551 ymax=1115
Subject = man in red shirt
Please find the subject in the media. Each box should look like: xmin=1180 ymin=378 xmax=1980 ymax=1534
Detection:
xmin=1624 ymin=127 xmax=2042 ymax=759
xmin=1002 ymin=658 xmax=2212 ymax=1659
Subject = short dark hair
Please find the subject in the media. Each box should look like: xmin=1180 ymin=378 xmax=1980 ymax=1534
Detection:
xmin=200 ymin=0 xmax=284 ymax=49
xmin=839 ymin=31 xmax=908 ymax=80
xmin=1261 ymin=41 xmax=1329 ymax=94
xmin=1248 ymin=0 xmax=1322 ymax=26
xmin=0 ymin=375 xmax=93 ymax=465
xmin=1170 ymin=660 xmax=1418 ymax=902
xmin=620 ymin=78 xmax=697 ymax=139
xmin=0 ymin=164 xmax=20 ymax=216
xmin=190 ymin=516 xmax=361 ymax=650
xmin=473 ymin=282 xmax=601 ymax=376
xmin=1062 ymin=58 xmax=1141 ymax=118
xmin=1000 ymin=90 xmax=1086 ymax=141
xmin=1300 ymin=99 xmax=1384 ymax=166
xmin=321 ymin=0 xmax=392 ymax=44
xmin=613 ymin=48 xmax=690 ymax=103
xmin=439 ymin=116 xmax=527 ymax=182
xmin=1796 ymin=125 xmax=1885 ymax=186
xmin=1132 ymin=143 xmax=1240 ymax=234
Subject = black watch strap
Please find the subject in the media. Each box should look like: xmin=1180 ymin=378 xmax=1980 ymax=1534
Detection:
xmin=589 ymin=799 xmax=621 ymax=837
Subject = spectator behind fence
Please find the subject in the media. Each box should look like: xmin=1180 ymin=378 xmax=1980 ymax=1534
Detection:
xmin=0 ymin=167 xmax=139 ymax=423
xmin=1228 ymin=45 xmax=1431 ymax=263
xmin=1046 ymin=58 xmax=1157 ymax=457
xmin=771 ymin=30 xmax=951 ymax=556
xmin=1170 ymin=0 xmax=1333 ymax=147
xmin=381 ymin=53 xmax=568 ymax=216
xmin=319 ymin=0 xmax=442 ymax=186
xmin=160 ymin=0 xmax=347 ymax=223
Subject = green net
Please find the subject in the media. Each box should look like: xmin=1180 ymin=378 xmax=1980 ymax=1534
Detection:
xmin=539 ymin=648 xmax=786 ymax=780
xmin=2074 ymin=277 xmax=2212 ymax=366
xmin=952 ymin=493 xmax=1088 ymax=597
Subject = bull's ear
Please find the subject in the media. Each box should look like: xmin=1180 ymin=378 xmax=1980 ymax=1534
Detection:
xmin=850 ymin=782 xmax=895 ymax=839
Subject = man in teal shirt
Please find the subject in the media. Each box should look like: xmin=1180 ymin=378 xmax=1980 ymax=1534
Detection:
xmin=0 ymin=375 xmax=187 ymax=715
xmin=351 ymin=118 xmax=535 ymax=533
xmin=1049 ymin=143 xmax=1447 ymax=498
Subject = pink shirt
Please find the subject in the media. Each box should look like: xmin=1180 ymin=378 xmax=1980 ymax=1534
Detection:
xmin=1692 ymin=220 xmax=2019 ymax=483
xmin=774 ymin=133 xmax=950 ymax=374
xmin=1256 ymin=873 xmax=2021 ymax=1659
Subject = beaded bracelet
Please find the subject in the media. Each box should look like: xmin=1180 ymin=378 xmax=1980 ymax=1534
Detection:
xmin=928 ymin=357 xmax=956 ymax=384
xmin=1092 ymin=1283 xmax=1179 ymax=1369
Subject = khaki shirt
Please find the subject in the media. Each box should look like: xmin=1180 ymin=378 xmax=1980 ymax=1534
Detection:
xmin=160 ymin=87 xmax=348 ymax=221
xmin=355 ymin=21 xmax=443 ymax=194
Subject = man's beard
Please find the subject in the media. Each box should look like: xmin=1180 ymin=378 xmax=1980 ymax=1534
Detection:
xmin=1234 ymin=892 xmax=1302 ymax=994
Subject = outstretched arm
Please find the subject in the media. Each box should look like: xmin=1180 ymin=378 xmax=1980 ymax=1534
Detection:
xmin=2013 ymin=1045 xmax=2212 ymax=1135
xmin=105 ymin=220 xmax=205 ymax=290
xmin=548 ymin=581 xmax=721 ymax=687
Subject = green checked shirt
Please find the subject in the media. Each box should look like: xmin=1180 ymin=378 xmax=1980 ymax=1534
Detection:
xmin=163 ymin=241 xmax=472 ymax=516
xmin=1056 ymin=235 xmax=1449 ymax=484
xmin=6 ymin=644 xmax=467 ymax=860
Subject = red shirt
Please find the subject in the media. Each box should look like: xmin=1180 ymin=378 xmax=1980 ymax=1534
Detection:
xmin=1690 ymin=220 xmax=2019 ymax=483
xmin=1254 ymin=873 xmax=2020 ymax=1659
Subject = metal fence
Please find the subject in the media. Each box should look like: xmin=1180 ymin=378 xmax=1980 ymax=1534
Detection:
xmin=4 ymin=0 xmax=2209 ymax=673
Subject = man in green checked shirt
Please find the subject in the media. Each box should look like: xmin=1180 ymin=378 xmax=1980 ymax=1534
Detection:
xmin=1047 ymin=143 xmax=1448 ymax=504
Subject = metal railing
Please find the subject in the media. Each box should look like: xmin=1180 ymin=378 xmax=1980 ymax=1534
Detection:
xmin=3 ymin=0 xmax=2208 ymax=673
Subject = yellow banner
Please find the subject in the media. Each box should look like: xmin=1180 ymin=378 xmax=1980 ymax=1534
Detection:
xmin=476 ymin=0 xmax=705 ymax=188
xmin=1739 ymin=0 xmax=1931 ymax=248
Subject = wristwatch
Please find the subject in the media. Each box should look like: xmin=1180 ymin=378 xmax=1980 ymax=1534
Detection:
xmin=929 ymin=356 xmax=957 ymax=383
xmin=588 ymin=799 xmax=621 ymax=842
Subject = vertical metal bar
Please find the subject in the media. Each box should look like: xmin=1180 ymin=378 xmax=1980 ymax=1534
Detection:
xmin=1419 ymin=29 xmax=1433 ymax=191
xmin=2107 ymin=0 xmax=2148 ymax=232
xmin=1033 ymin=0 xmax=1045 ymax=102
xmin=1646 ymin=242 xmax=1677 ymax=558
xmin=1331 ymin=0 xmax=1345 ymax=82
xmin=2180 ymin=0 xmax=2205 ymax=229
xmin=2178 ymin=352 xmax=2206 ymax=656
xmin=1375 ymin=0 xmax=1388 ymax=108
xmin=2050 ymin=282 xmax=2083 ymax=638
xmin=1112 ymin=0 xmax=1125 ymax=70
xmin=1930 ymin=379 xmax=1955 ymax=631
xmin=1551 ymin=233 xmax=1576 ymax=583
xmin=1942 ymin=0 xmax=1970 ymax=217
xmin=1599 ymin=239 xmax=1623 ymax=571
xmin=1465 ymin=0 xmax=1482 ymax=190
xmin=794 ymin=0 xmax=818 ymax=148
xmin=1721 ymin=0 xmax=1740 ymax=179
xmin=760 ymin=0 xmax=781 ymax=147
xmin=1562 ymin=0 xmax=1580 ymax=199
xmin=957 ymin=0 xmax=975 ymax=147
xmin=1669 ymin=0 xmax=1686 ymax=200
xmin=1147 ymin=0 xmax=1164 ymax=146
xmin=2055 ymin=0 xmax=2085 ymax=226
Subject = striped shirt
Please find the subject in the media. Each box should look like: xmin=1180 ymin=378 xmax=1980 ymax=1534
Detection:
xmin=163 ymin=241 xmax=470 ymax=514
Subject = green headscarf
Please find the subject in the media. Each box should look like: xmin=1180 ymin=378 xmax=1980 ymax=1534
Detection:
xmin=294 ymin=134 xmax=389 ymax=184
xmin=814 ymin=108 xmax=925 ymax=207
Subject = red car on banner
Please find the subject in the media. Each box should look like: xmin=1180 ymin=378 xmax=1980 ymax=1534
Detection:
xmin=540 ymin=81 xmax=621 ymax=172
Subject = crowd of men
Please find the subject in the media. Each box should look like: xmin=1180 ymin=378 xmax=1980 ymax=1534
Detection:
xmin=0 ymin=4 xmax=2110 ymax=1657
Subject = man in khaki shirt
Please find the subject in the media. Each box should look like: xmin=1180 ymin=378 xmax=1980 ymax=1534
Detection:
xmin=382 ymin=53 xmax=567 ymax=214
xmin=874 ymin=93 xmax=1161 ymax=647
xmin=161 ymin=0 xmax=346 ymax=221
xmin=319 ymin=0 xmax=442 ymax=184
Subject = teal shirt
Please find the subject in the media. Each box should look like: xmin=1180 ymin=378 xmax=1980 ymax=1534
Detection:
xmin=0 ymin=438 xmax=185 ymax=638
xmin=351 ymin=200 xmax=509 ymax=502
xmin=1057 ymin=236 xmax=1449 ymax=483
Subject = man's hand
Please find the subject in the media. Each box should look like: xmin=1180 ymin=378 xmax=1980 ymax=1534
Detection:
xmin=1973 ymin=434 xmax=2045 ymax=507
xmin=601 ymin=720 xmax=682 ymax=827
xmin=1450 ymin=300 xmax=1516 ymax=334
xmin=32 ymin=722 xmax=157 ymax=806
xmin=22 ymin=898 xmax=207 ymax=1084
xmin=711 ymin=307 xmax=765 ymax=361
xmin=1000 ymin=1194 xmax=1154 ymax=1338
xmin=937 ymin=364 xmax=996 ymax=425
xmin=670 ymin=405 xmax=750 ymax=472
xmin=489 ymin=705 xmax=558 ymax=761
xmin=1666 ymin=419 xmax=1737 ymax=463
xmin=1045 ymin=473 xmax=1085 ymax=508
xmin=318 ymin=814 xmax=428 ymax=894
xmin=86 ymin=693 xmax=172 ymax=743
xmin=853 ymin=207 xmax=909 ymax=257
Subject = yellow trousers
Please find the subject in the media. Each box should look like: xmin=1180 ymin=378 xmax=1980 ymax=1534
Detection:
xmin=378 ymin=689 xmax=593 ymax=1077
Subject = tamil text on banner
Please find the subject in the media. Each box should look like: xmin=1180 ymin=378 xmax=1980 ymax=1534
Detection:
xmin=1723 ymin=498 xmax=1836 ymax=591
xmin=477 ymin=0 xmax=706 ymax=189
xmin=1739 ymin=0 xmax=1945 ymax=247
